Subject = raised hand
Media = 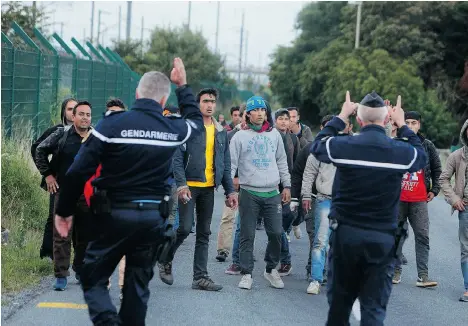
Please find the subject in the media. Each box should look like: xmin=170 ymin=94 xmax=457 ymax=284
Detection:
xmin=170 ymin=57 xmax=187 ymax=87
xmin=339 ymin=91 xmax=358 ymax=120
xmin=390 ymin=95 xmax=405 ymax=128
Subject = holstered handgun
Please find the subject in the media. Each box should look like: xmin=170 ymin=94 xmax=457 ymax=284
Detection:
xmin=394 ymin=220 xmax=409 ymax=260
xmin=89 ymin=188 xmax=112 ymax=215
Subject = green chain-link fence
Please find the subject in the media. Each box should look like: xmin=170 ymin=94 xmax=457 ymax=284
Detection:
xmin=1 ymin=21 xmax=261 ymax=140
xmin=1 ymin=21 xmax=140 ymax=140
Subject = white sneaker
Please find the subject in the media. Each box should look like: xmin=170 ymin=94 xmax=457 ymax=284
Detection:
xmin=239 ymin=274 xmax=253 ymax=290
xmin=307 ymin=281 xmax=320 ymax=294
xmin=264 ymin=269 xmax=284 ymax=289
xmin=293 ymin=225 xmax=302 ymax=239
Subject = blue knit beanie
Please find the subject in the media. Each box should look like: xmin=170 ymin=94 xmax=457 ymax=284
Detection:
xmin=246 ymin=96 xmax=267 ymax=112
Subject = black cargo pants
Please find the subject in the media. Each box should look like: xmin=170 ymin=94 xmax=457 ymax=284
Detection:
xmin=80 ymin=206 xmax=166 ymax=326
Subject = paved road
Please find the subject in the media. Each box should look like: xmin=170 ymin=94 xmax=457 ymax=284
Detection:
xmin=3 ymin=192 xmax=468 ymax=325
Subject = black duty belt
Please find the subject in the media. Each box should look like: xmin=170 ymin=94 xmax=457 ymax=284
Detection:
xmin=112 ymin=202 xmax=160 ymax=210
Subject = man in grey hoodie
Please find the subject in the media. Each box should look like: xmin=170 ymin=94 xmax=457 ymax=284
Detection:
xmin=230 ymin=96 xmax=291 ymax=290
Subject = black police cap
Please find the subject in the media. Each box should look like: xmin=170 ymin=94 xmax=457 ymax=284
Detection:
xmin=360 ymin=90 xmax=385 ymax=108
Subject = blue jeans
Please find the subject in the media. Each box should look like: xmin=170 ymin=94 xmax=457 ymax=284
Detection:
xmin=459 ymin=210 xmax=468 ymax=290
xmin=232 ymin=210 xmax=241 ymax=265
xmin=310 ymin=198 xmax=331 ymax=282
xmin=280 ymin=203 xmax=297 ymax=265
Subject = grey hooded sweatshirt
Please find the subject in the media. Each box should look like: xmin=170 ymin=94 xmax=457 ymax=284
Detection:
xmin=230 ymin=123 xmax=291 ymax=192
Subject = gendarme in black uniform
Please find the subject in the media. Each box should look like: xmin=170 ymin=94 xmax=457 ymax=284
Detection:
xmin=55 ymin=85 xmax=203 ymax=326
xmin=310 ymin=92 xmax=427 ymax=325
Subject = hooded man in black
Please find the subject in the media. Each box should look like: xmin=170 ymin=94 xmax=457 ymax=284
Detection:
xmin=31 ymin=97 xmax=77 ymax=260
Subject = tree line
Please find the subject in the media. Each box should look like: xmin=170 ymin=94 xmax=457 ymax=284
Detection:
xmin=269 ymin=1 xmax=468 ymax=147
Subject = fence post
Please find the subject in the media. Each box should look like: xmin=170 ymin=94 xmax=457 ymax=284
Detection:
xmin=53 ymin=32 xmax=77 ymax=96
xmin=71 ymin=38 xmax=93 ymax=100
xmin=2 ymin=32 xmax=14 ymax=138
xmin=34 ymin=28 xmax=59 ymax=126
xmin=12 ymin=21 xmax=42 ymax=139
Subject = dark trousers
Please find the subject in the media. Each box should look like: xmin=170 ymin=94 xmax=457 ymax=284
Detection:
xmin=80 ymin=207 xmax=165 ymax=326
xmin=395 ymin=201 xmax=430 ymax=277
xmin=53 ymin=194 xmax=93 ymax=278
xmin=304 ymin=200 xmax=316 ymax=274
xmin=326 ymin=224 xmax=395 ymax=326
xmin=167 ymin=186 xmax=215 ymax=280
xmin=238 ymin=189 xmax=282 ymax=274
xmin=280 ymin=203 xmax=297 ymax=264
xmin=40 ymin=193 xmax=55 ymax=259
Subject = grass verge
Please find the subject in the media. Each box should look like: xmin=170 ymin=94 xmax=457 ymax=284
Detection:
xmin=1 ymin=136 xmax=53 ymax=295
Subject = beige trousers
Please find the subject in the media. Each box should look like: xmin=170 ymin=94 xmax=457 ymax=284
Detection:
xmin=216 ymin=204 xmax=237 ymax=255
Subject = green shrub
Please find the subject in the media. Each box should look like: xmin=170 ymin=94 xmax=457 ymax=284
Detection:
xmin=1 ymin=136 xmax=52 ymax=293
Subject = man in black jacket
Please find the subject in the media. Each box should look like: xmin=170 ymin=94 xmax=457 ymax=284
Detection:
xmin=162 ymin=88 xmax=238 ymax=291
xmin=393 ymin=111 xmax=442 ymax=287
xmin=31 ymin=97 xmax=77 ymax=260
xmin=35 ymin=101 xmax=92 ymax=291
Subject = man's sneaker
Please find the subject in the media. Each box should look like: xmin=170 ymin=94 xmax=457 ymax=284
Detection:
xmin=192 ymin=277 xmax=223 ymax=291
xmin=459 ymin=292 xmax=468 ymax=302
xmin=416 ymin=276 xmax=438 ymax=288
xmin=307 ymin=280 xmax=320 ymax=294
xmin=239 ymin=274 xmax=253 ymax=290
xmin=119 ymin=290 xmax=123 ymax=302
xmin=286 ymin=233 xmax=291 ymax=243
xmin=277 ymin=264 xmax=292 ymax=276
xmin=225 ymin=263 xmax=241 ymax=275
xmin=401 ymin=254 xmax=408 ymax=265
xmin=264 ymin=269 xmax=284 ymax=289
xmin=216 ymin=251 xmax=228 ymax=262
xmin=158 ymin=262 xmax=174 ymax=285
xmin=392 ymin=270 xmax=402 ymax=284
xmin=75 ymin=273 xmax=81 ymax=284
xmin=293 ymin=225 xmax=302 ymax=239
xmin=53 ymin=277 xmax=67 ymax=291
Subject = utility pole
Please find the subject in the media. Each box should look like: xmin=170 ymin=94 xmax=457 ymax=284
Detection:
xmin=32 ymin=1 xmax=37 ymax=26
xmin=83 ymin=28 xmax=86 ymax=43
xmin=60 ymin=22 xmax=64 ymax=38
xmin=187 ymin=1 xmax=192 ymax=30
xmin=238 ymin=11 xmax=245 ymax=85
xmin=140 ymin=16 xmax=144 ymax=56
xmin=244 ymin=31 xmax=248 ymax=70
xmin=97 ymin=10 xmax=102 ymax=44
xmin=215 ymin=1 xmax=220 ymax=52
xmin=118 ymin=5 xmax=122 ymax=42
xmin=355 ymin=1 xmax=362 ymax=49
xmin=90 ymin=1 xmax=95 ymax=43
xmin=126 ymin=1 xmax=132 ymax=41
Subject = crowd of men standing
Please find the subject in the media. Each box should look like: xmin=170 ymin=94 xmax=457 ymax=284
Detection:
xmin=29 ymin=57 xmax=468 ymax=325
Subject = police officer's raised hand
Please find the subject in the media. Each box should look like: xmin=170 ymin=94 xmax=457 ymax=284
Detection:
xmin=54 ymin=214 xmax=72 ymax=237
xmin=170 ymin=57 xmax=187 ymax=87
xmin=338 ymin=91 xmax=358 ymax=121
xmin=390 ymin=95 xmax=406 ymax=128
xmin=282 ymin=188 xmax=291 ymax=204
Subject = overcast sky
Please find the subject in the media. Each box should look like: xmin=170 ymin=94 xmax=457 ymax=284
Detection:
xmin=39 ymin=1 xmax=308 ymax=70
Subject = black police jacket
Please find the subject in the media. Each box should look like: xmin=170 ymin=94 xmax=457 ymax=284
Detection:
xmin=55 ymin=85 xmax=203 ymax=217
xmin=311 ymin=116 xmax=427 ymax=232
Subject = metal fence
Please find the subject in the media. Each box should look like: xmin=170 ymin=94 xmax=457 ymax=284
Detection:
xmin=1 ymin=22 xmax=259 ymax=140
xmin=1 ymin=22 xmax=140 ymax=140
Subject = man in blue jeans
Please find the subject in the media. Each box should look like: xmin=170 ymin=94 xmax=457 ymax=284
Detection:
xmin=301 ymin=149 xmax=336 ymax=294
